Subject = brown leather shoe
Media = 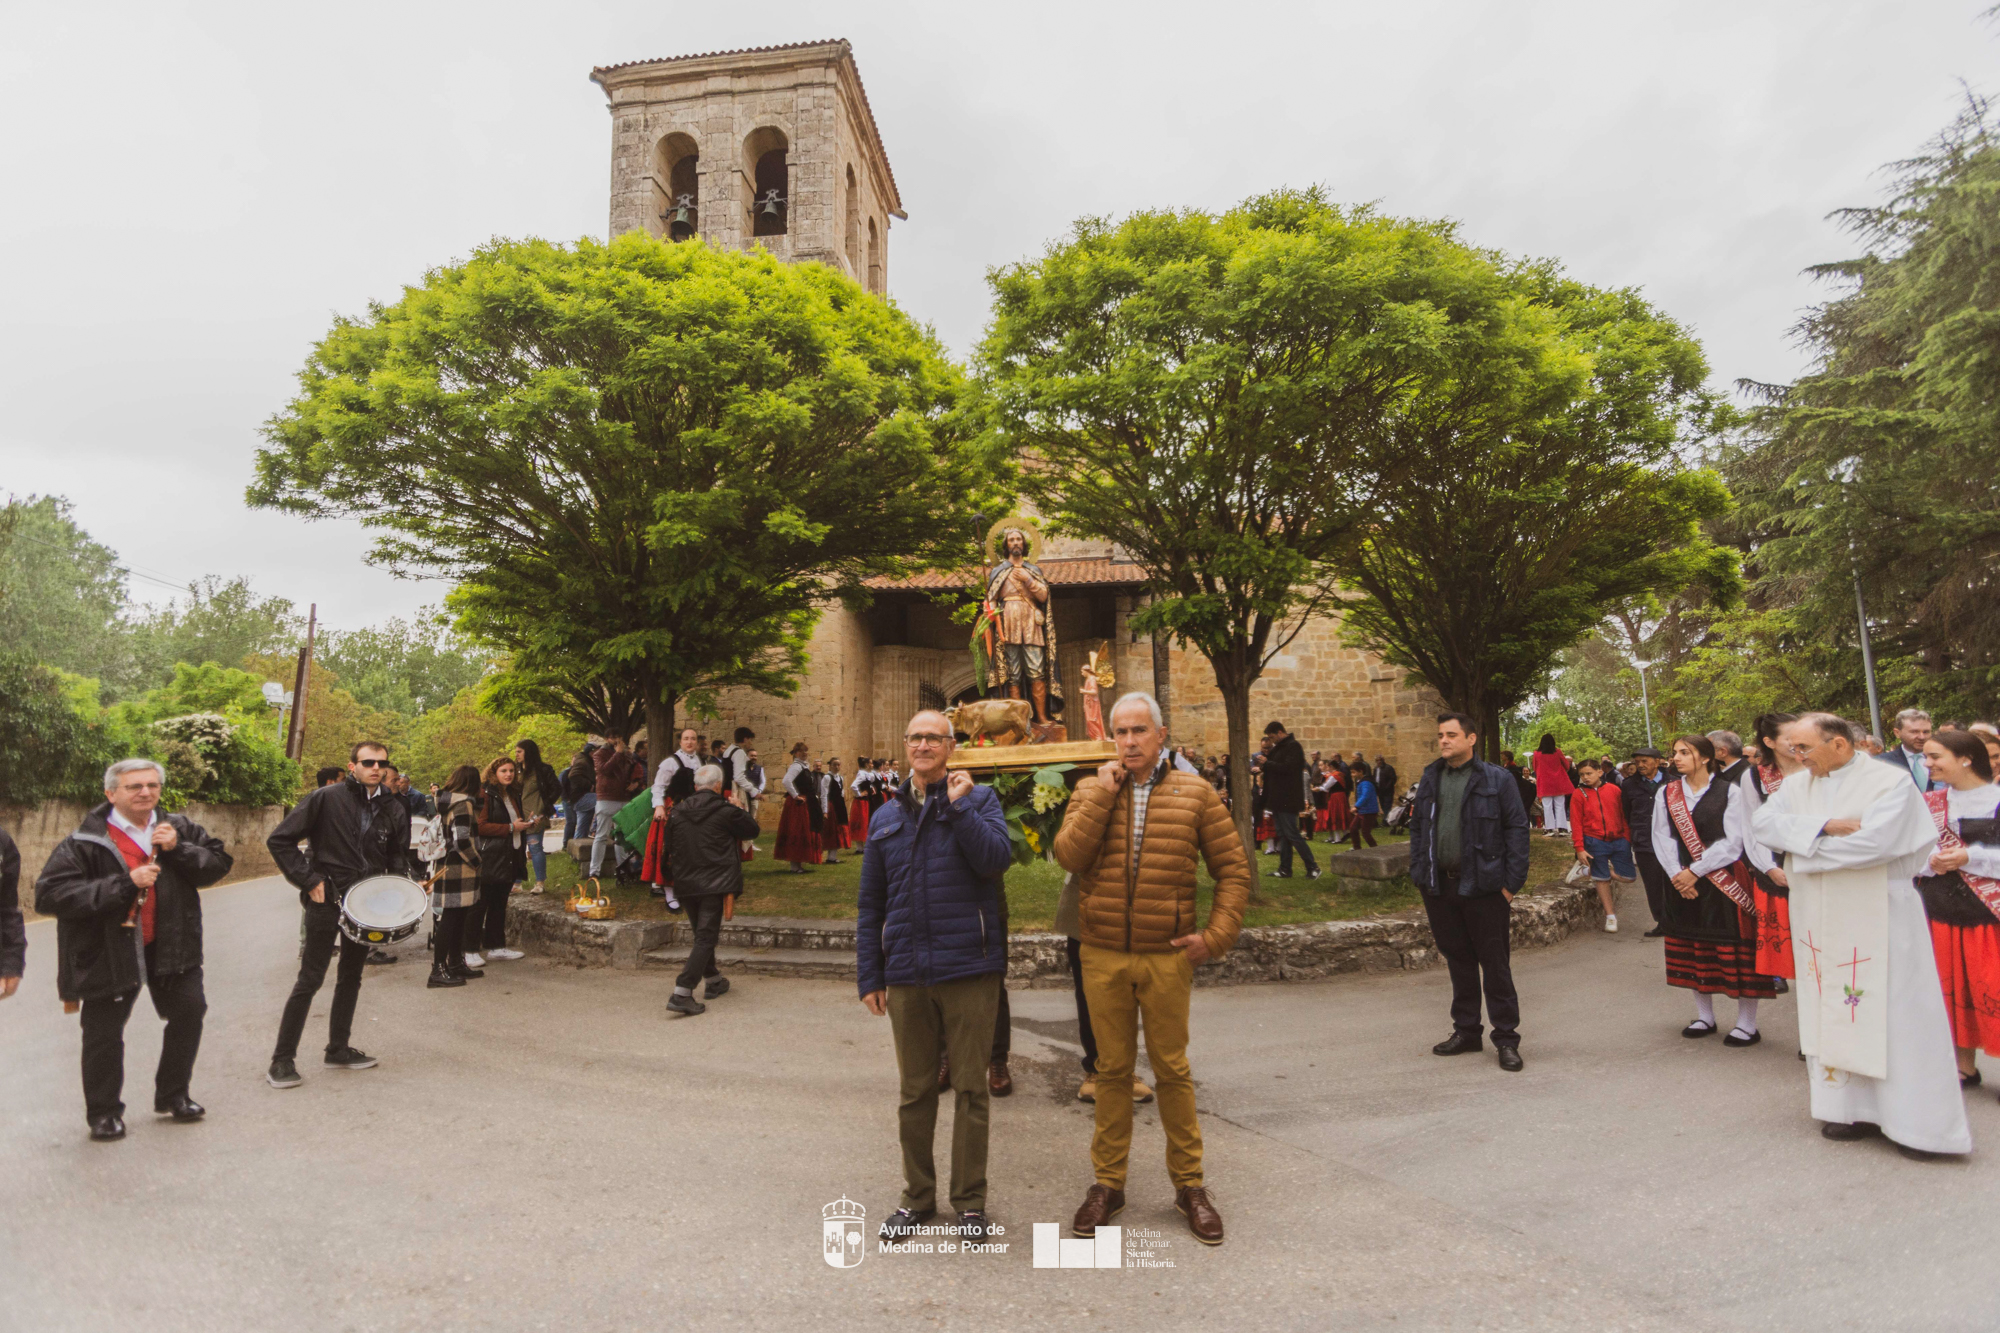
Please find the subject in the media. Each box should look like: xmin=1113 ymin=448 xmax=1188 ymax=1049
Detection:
xmin=1176 ymin=1185 xmax=1224 ymax=1245
xmin=1071 ymin=1184 xmax=1125 ymax=1236
xmin=988 ymin=1058 xmax=1013 ymax=1097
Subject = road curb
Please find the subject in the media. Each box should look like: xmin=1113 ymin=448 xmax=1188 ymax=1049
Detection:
xmin=506 ymin=877 xmax=1603 ymax=985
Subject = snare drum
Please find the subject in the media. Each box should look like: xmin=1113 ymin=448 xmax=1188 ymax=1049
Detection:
xmin=339 ymin=875 xmax=429 ymax=946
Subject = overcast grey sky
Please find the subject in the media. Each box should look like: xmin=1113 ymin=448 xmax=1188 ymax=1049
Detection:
xmin=1 ymin=0 xmax=1992 ymax=634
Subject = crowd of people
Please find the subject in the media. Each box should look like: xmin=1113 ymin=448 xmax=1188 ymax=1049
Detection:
xmin=4 ymin=691 xmax=1993 ymax=1247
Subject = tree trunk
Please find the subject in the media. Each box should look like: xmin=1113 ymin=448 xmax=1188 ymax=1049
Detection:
xmin=1151 ymin=628 xmax=1172 ymax=732
xmin=640 ymin=666 xmax=678 ymax=771
xmin=1213 ymin=652 xmax=1260 ymax=899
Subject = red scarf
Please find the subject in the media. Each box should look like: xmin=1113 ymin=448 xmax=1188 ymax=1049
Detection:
xmin=105 ymin=822 xmax=157 ymax=944
xmin=1757 ymin=764 xmax=1784 ymax=795
xmin=1663 ymin=779 xmax=1756 ymax=914
xmin=1923 ymin=790 xmax=2000 ymax=925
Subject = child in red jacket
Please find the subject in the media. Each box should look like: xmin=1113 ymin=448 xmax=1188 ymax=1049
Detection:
xmin=1570 ymin=759 xmax=1635 ymax=932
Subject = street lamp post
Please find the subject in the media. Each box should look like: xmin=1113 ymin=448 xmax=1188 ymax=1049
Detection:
xmin=1854 ymin=571 xmax=1886 ymax=745
xmin=1634 ymin=660 xmax=1657 ymax=750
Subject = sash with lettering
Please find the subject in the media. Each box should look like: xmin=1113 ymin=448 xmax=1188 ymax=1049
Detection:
xmin=1663 ymin=780 xmax=1756 ymax=914
xmin=1923 ymin=789 xmax=2000 ymax=925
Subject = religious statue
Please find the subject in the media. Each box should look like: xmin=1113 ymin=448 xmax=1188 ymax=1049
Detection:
xmin=1080 ymin=647 xmax=1114 ymax=741
xmin=981 ymin=525 xmax=1062 ymax=726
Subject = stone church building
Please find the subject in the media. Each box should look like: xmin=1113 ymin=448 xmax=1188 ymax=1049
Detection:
xmin=588 ymin=41 xmax=1440 ymax=780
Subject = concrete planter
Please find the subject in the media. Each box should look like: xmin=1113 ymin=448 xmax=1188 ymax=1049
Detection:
xmin=506 ymin=877 xmax=1603 ymax=987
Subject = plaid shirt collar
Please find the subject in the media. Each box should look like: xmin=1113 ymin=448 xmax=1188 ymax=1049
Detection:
xmin=1128 ymin=756 xmax=1173 ymax=868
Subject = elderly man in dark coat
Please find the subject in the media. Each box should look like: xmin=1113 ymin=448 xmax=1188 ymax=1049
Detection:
xmin=36 ymin=758 xmax=233 ymax=1140
xmin=662 ymin=764 xmax=761 ymax=1016
xmin=858 ymin=710 xmax=1013 ymax=1246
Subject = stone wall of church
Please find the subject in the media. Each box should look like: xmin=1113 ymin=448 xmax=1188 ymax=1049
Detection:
xmin=1157 ymin=611 xmax=1442 ymax=782
xmin=673 ymin=603 xmax=875 ymax=817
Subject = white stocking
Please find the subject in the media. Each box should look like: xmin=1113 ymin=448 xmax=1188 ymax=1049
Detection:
xmin=1733 ymin=997 xmax=1759 ymax=1036
xmin=1693 ymin=992 xmax=1716 ymax=1028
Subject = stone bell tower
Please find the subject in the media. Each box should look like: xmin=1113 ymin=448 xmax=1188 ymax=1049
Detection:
xmin=590 ymin=40 xmax=904 ymax=293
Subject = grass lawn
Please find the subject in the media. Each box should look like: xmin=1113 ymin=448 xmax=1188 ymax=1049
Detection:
xmin=534 ymin=818 xmax=1575 ymax=932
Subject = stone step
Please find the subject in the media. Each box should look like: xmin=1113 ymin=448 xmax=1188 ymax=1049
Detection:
xmin=641 ymin=945 xmax=857 ymax=980
xmin=659 ymin=914 xmax=858 ymax=952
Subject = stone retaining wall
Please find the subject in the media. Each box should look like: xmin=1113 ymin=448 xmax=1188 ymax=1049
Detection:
xmin=508 ymin=878 xmax=1603 ymax=986
xmin=3 ymin=799 xmax=286 ymax=912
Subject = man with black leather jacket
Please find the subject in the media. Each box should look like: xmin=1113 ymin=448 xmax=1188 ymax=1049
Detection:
xmin=264 ymin=741 xmax=410 ymax=1089
xmin=35 ymin=758 xmax=233 ymax=1140
xmin=1408 ymin=713 xmax=1532 ymax=1071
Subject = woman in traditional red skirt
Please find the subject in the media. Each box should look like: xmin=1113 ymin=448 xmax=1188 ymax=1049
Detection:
xmin=776 ymin=742 xmax=823 ymax=873
xmin=1320 ymin=763 xmax=1350 ymax=842
xmin=847 ymin=757 xmax=874 ymax=846
xmin=1652 ymin=733 xmax=1772 ymax=1046
xmin=1742 ymin=711 xmax=1801 ymax=982
xmin=1915 ymin=729 xmax=2000 ymax=1088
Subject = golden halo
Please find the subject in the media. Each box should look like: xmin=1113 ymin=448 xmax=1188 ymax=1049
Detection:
xmin=984 ymin=515 xmax=1044 ymax=566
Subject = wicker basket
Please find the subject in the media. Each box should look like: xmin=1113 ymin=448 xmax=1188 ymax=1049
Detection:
xmin=570 ymin=878 xmax=615 ymax=921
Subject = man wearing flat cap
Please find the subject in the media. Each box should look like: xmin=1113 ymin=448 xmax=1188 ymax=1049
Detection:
xmin=1621 ymin=748 xmax=1670 ymax=936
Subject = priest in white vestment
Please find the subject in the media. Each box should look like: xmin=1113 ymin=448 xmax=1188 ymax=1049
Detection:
xmin=1752 ymin=714 xmax=1971 ymax=1156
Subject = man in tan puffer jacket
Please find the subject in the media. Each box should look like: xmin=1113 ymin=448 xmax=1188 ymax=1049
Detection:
xmin=1053 ymin=692 xmax=1250 ymax=1247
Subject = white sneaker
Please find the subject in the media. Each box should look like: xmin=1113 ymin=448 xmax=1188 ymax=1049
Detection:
xmin=463 ymin=951 xmax=486 ymax=968
xmin=487 ymin=948 xmax=524 ymax=961
xmin=1604 ymin=914 xmax=1619 ymax=933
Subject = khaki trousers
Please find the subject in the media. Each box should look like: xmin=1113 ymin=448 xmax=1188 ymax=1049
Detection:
xmin=887 ymin=972 xmax=1002 ymax=1214
xmin=1078 ymin=943 xmax=1202 ymax=1190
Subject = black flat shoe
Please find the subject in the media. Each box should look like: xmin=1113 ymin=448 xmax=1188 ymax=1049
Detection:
xmin=1682 ymin=1020 xmax=1717 ymax=1038
xmin=427 ymin=964 xmax=466 ymax=989
xmin=1643 ymin=926 xmax=1667 ymax=938
xmin=878 ymin=1206 xmax=935 ymax=1241
xmin=1821 ymin=1120 xmax=1880 ymax=1141
xmin=1432 ymin=1030 xmax=1483 ymax=1056
xmin=1723 ymin=1028 xmax=1762 ymax=1048
xmin=153 ymin=1094 xmax=205 ymax=1122
xmin=1496 ymin=1046 xmax=1524 ymax=1072
xmin=1961 ymin=1068 xmax=1983 ymax=1089
xmin=88 ymin=1114 xmax=125 ymax=1141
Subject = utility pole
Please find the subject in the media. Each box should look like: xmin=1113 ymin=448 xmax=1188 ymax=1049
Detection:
xmin=286 ymin=603 xmax=316 ymax=761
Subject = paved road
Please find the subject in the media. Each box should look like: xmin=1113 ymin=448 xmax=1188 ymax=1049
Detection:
xmin=4 ymin=876 xmax=1996 ymax=1332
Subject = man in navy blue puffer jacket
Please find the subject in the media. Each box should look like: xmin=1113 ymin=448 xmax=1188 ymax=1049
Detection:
xmin=858 ymin=709 xmax=1013 ymax=1245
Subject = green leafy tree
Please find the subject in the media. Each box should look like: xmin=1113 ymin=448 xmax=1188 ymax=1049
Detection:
xmin=0 ymin=495 xmax=133 ymax=691
xmin=0 ymin=652 xmax=101 ymax=807
xmin=126 ymin=576 xmax=299 ymax=691
xmin=1731 ymin=95 xmax=2000 ymax=719
xmin=318 ymin=611 xmax=492 ymax=717
xmin=1334 ymin=262 xmax=1740 ymax=754
xmin=1502 ymin=705 xmax=1611 ymax=765
xmin=981 ymin=189 xmax=1434 ymax=851
xmin=250 ymin=233 xmax=999 ymax=749
xmin=399 ymin=685 xmax=585 ymax=788
xmin=243 ymin=654 xmax=403 ymax=793
xmin=479 ymin=666 xmax=644 ymax=741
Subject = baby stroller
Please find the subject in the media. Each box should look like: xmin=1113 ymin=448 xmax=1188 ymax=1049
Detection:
xmin=1380 ymin=781 xmax=1421 ymax=833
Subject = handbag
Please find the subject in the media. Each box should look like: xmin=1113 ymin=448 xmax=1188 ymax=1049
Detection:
xmin=569 ymin=877 xmax=615 ymax=921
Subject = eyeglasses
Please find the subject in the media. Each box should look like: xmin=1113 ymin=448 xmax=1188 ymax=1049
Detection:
xmin=354 ymin=758 xmax=389 ymax=769
xmin=905 ymin=734 xmax=952 ymax=748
